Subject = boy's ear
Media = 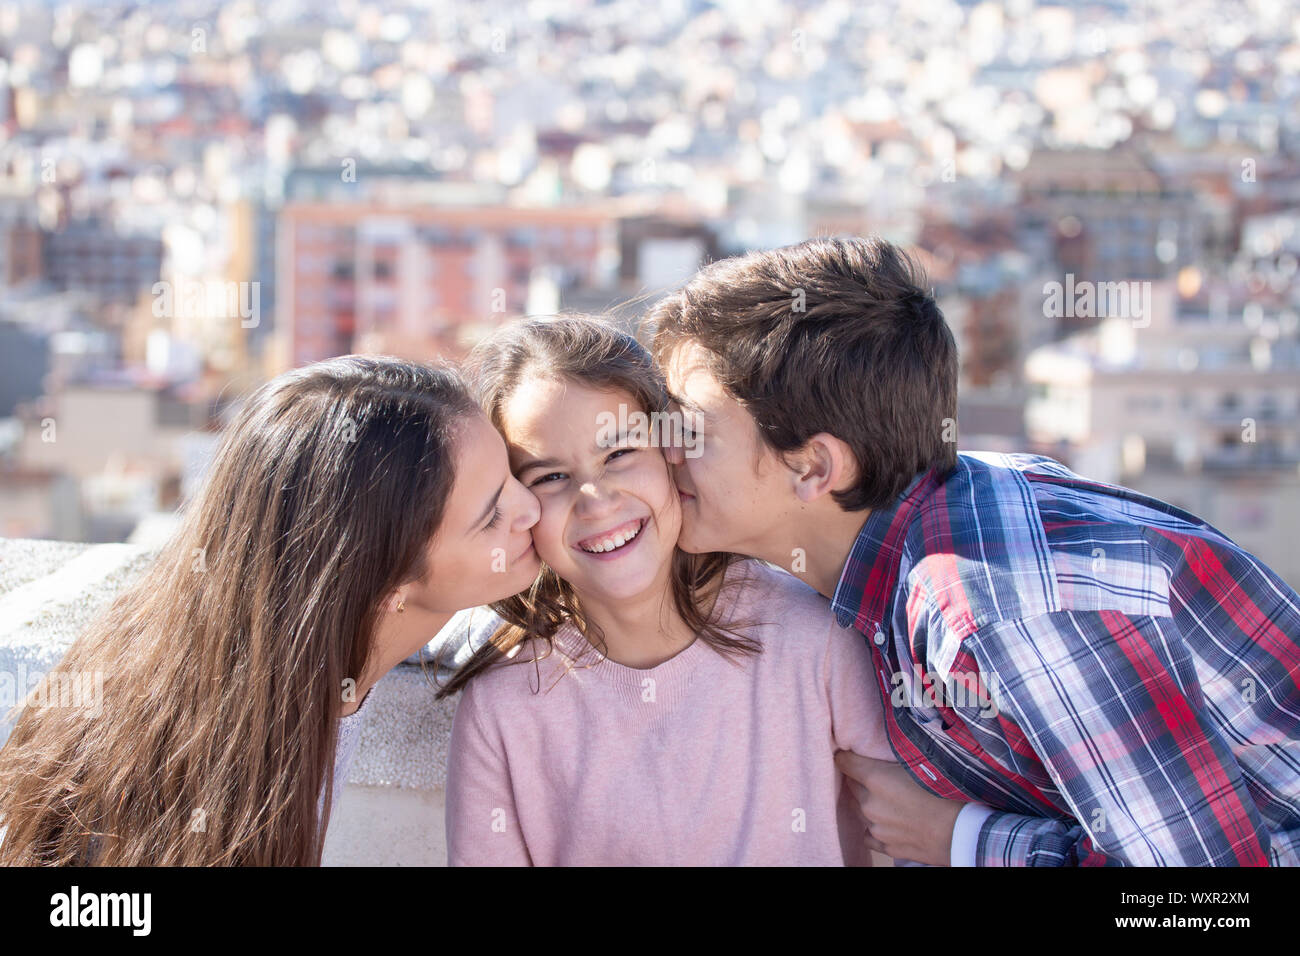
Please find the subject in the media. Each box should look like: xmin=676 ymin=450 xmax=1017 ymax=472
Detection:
xmin=791 ymin=433 xmax=859 ymax=503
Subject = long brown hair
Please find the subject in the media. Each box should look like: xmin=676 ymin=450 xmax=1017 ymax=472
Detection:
xmin=435 ymin=314 xmax=759 ymax=700
xmin=0 ymin=356 xmax=479 ymax=865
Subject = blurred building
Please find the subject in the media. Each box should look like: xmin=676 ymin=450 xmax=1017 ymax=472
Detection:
xmin=43 ymin=218 xmax=164 ymax=305
xmin=1016 ymin=147 xmax=1219 ymax=316
xmin=1025 ymin=279 xmax=1300 ymax=584
xmin=274 ymin=201 xmax=620 ymax=370
xmin=14 ymin=378 xmax=217 ymax=542
xmin=0 ymin=199 xmax=43 ymax=286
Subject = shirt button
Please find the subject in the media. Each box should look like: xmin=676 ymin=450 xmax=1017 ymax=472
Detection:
xmin=873 ymin=630 xmax=886 ymax=645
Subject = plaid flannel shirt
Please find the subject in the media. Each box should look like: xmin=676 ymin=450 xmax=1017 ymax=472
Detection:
xmin=831 ymin=451 xmax=1300 ymax=866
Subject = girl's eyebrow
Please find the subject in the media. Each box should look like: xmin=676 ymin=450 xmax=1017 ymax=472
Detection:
xmin=515 ymin=455 xmax=564 ymax=474
xmin=517 ymin=432 xmax=634 ymax=474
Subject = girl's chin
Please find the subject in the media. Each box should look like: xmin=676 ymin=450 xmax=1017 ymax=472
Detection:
xmin=559 ymin=555 xmax=669 ymax=600
xmin=580 ymin=582 xmax=660 ymax=607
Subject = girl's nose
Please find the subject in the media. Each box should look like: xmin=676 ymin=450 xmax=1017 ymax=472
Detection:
xmin=575 ymin=479 xmax=620 ymax=517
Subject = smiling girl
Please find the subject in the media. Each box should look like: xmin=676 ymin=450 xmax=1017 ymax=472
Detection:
xmin=437 ymin=316 xmax=896 ymax=866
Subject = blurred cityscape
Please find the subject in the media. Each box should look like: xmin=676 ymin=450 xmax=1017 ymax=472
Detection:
xmin=0 ymin=0 xmax=1296 ymax=586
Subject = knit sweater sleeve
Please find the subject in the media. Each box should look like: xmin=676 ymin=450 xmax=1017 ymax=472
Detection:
xmin=444 ymin=675 xmax=532 ymax=867
xmin=824 ymin=616 xmax=897 ymax=867
xmin=824 ymin=618 xmax=894 ymax=761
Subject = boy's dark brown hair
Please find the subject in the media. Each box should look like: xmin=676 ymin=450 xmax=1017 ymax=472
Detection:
xmin=647 ymin=235 xmax=959 ymax=511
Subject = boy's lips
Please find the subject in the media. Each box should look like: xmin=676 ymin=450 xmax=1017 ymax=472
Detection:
xmin=677 ymin=486 xmax=696 ymax=501
xmin=512 ymin=539 xmax=535 ymax=563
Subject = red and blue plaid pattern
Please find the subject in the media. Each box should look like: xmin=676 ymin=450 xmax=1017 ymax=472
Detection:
xmin=831 ymin=451 xmax=1300 ymax=866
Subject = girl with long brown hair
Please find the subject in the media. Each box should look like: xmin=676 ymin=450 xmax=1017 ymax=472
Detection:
xmin=0 ymin=355 xmax=541 ymax=865
xmin=439 ymin=316 xmax=897 ymax=865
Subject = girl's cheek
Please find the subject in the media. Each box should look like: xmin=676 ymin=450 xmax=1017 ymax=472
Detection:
xmin=535 ymin=504 xmax=567 ymax=560
xmin=645 ymin=465 xmax=676 ymax=503
xmin=633 ymin=468 xmax=677 ymax=523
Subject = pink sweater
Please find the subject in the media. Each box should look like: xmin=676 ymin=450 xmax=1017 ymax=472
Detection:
xmin=445 ymin=559 xmax=896 ymax=866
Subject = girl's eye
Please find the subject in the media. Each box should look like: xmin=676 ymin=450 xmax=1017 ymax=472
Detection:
xmin=530 ymin=472 xmax=566 ymax=487
xmin=484 ymin=506 xmax=504 ymax=530
xmin=608 ymin=447 xmax=636 ymax=462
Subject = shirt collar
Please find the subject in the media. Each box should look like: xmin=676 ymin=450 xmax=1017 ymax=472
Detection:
xmin=831 ymin=466 xmax=945 ymax=636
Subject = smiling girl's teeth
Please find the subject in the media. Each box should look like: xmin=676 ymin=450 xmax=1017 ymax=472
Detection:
xmin=580 ymin=520 xmax=642 ymax=553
